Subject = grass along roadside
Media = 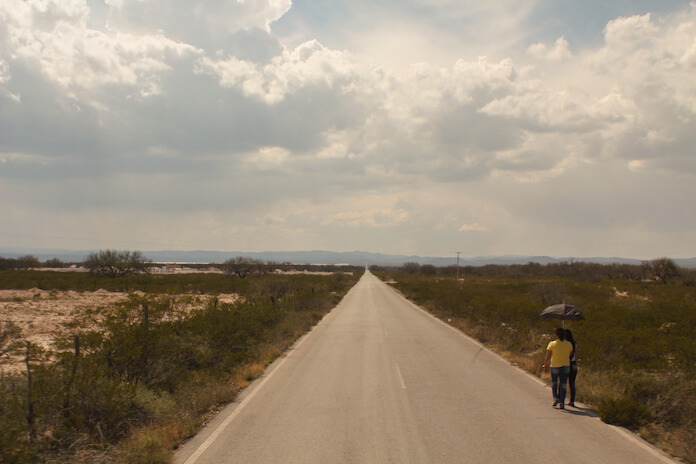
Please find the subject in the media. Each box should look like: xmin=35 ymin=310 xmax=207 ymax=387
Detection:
xmin=113 ymin=311 xmax=325 ymax=464
xmin=376 ymin=271 xmax=696 ymax=464
xmin=0 ymin=271 xmax=360 ymax=463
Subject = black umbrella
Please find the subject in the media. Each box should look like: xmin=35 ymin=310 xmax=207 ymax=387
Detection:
xmin=540 ymin=303 xmax=584 ymax=327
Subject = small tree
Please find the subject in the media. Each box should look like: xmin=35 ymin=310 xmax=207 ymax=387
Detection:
xmin=421 ymin=264 xmax=437 ymax=275
xmin=222 ymin=256 xmax=265 ymax=278
xmin=649 ymin=257 xmax=680 ymax=284
xmin=43 ymin=258 xmax=66 ymax=268
xmin=401 ymin=262 xmax=421 ymax=274
xmin=85 ymin=250 xmax=151 ymax=277
xmin=15 ymin=255 xmax=41 ymax=269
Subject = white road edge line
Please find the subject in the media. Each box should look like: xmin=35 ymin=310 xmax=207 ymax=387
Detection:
xmin=181 ymin=315 xmax=320 ymax=464
xmin=609 ymin=425 xmax=679 ymax=464
xmin=395 ymin=363 xmax=407 ymax=389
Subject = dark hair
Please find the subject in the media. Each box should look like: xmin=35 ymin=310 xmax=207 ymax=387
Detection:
xmin=565 ymin=329 xmax=575 ymax=345
xmin=555 ymin=327 xmax=566 ymax=340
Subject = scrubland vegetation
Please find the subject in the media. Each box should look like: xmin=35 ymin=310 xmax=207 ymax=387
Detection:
xmin=3 ymin=252 xmax=694 ymax=463
xmin=0 ymin=264 xmax=360 ymax=463
xmin=374 ymin=259 xmax=696 ymax=463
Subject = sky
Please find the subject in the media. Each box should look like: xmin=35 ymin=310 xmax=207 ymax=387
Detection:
xmin=1 ymin=0 xmax=695 ymax=260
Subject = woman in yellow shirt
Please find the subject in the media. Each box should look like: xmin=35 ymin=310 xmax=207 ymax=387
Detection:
xmin=543 ymin=328 xmax=574 ymax=409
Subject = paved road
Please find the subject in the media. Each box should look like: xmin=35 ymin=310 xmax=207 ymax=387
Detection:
xmin=175 ymin=271 xmax=675 ymax=464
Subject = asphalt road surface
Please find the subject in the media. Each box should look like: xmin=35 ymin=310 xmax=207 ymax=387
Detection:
xmin=175 ymin=271 xmax=676 ymax=464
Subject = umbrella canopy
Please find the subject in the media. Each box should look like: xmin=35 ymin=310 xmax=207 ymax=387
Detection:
xmin=540 ymin=303 xmax=584 ymax=321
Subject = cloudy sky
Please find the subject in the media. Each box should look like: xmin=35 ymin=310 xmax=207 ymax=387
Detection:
xmin=1 ymin=0 xmax=695 ymax=260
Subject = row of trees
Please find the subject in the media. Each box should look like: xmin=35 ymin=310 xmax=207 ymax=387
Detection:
xmin=0 ymin=251 xmax=153 ymax=275
xmin=374 ymin=257 xmax=689 ymax=284
xmin=0 ymin=255 xmax=67 ymax=270
xmin=1 ymin=251 xmax=360 ymax=278
xmin=3 ymin=250 xmax=687 ymax=283
xmin=83 ymin=252 xmax=273 ymax=278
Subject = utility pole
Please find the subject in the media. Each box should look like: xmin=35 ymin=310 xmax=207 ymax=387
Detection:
xmin=456 ymin=252 xmax=461 ymax=281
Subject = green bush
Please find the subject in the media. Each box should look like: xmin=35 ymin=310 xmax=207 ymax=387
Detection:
xmin=598 ymin=396 xmax=653 ymax=430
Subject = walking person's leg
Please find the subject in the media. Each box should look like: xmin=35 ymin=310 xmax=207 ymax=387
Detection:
xmin=558 ymin=366 xmax=570 ymax=409
xmin=568 ymin=364 xmax=578 ymax=406
xmin=550 ymin=368 xmax=560 ymax=406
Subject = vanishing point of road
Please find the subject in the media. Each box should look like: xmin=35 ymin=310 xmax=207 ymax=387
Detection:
xmin=175 ymin=271 xmax=676 ymax=464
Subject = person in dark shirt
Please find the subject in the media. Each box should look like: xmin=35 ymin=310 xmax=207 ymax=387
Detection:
xmin=565 ymin=329 xmax=578 ymax=407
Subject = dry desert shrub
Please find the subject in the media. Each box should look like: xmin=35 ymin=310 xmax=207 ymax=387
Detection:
xmin=0 ymin=270 xmax=359 ymax=463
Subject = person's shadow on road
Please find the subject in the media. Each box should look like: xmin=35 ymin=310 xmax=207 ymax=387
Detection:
xmin=562 ymin=405 xmax=599 ymax=418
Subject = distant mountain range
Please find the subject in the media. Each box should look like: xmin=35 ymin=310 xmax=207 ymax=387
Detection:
xmin=2 ymin=247 xmax=696 ymax=268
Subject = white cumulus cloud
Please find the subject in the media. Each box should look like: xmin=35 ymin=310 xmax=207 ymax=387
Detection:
xmin=527 ymin=36 xmax=573 ymax=61
xmin=195 ymin=40 xmax=363 ymax=104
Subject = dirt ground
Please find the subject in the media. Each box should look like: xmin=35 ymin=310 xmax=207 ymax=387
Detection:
xmin=0 ymin=289 xmax=239 ymax=374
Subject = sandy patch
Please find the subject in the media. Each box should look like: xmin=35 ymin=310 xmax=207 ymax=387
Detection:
xmin=0 ymin=289 xmax=239 ymax=373
xmin=611 ymin=286 xmax=651 ymax=301
xmin=1 ymin=289 xmax=128 ymax=350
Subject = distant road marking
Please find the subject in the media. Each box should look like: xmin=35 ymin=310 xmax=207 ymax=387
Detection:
xmin=395 ymin=363 xmax=407 ymax=389
xmin=376 ymin=311 xmax=388 ymax=337
xmin=181 ymin=313 xmax=320 ymax=464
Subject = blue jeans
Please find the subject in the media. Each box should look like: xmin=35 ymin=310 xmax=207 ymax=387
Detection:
xmin=568 ymin=363 xmax=578 ymax=403
xmin=551 ymin=366 xmax=571 ymax=404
